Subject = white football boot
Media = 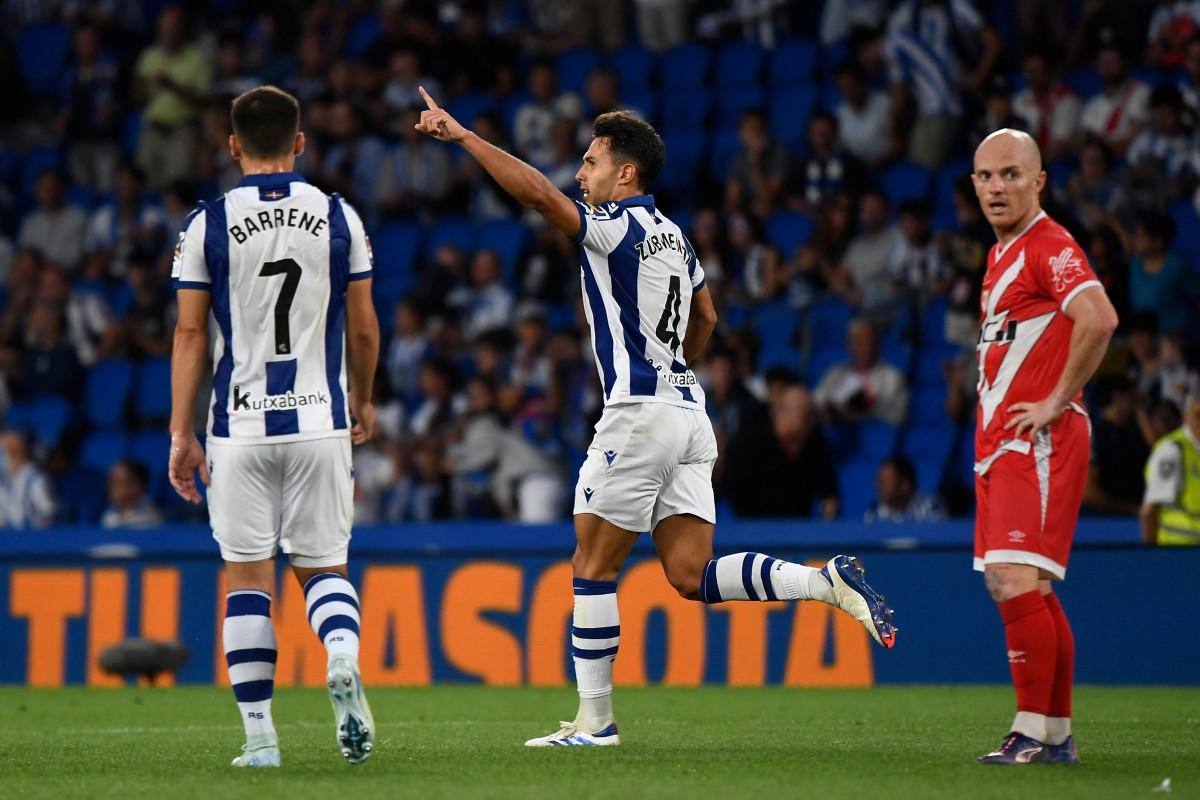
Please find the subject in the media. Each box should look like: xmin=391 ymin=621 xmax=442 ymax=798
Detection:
xmin=230 ymin=733 xmax=281 ymax=768
xmin=525 ymin=720 xmax=621 ymax=747
xmin=822 ymin=555 xmax=898 ymax=648
xmin=327 ymin=654 xmax=375 ymax=764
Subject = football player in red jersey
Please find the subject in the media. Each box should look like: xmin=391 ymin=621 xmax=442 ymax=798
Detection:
xmin=970 ymin=129 xmax=1119 ymax=765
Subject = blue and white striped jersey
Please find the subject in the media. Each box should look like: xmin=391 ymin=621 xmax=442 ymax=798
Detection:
xmin=573 ymin=194 xmax=706 ymax=409
xmin=885 ymin=0 xmax=984 ymax=117
xmin=172 ymin=172 xmax=373 ymax=444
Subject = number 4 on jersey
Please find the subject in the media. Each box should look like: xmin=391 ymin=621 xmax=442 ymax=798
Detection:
xmin=656 ymin=275 xmax=682 ymax=355
xmin=258 ymin=258 xmax=302 ymax=355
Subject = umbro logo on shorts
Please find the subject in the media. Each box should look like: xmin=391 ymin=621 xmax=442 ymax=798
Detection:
xmin=1007 ymin=650 xmax=1026 ymax=663
xmin=1007 ymin=530 xmax=1026 ymax=542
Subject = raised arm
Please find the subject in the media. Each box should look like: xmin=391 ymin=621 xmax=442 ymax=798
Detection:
xmin=413 ymin=86 xmax=580 ymax=238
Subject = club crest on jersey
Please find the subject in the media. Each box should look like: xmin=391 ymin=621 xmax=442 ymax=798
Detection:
xmin=1048 ymin=246 xmax=1084 ymax=292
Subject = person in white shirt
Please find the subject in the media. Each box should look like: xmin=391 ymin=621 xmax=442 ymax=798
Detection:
xmin=1011 ymin=51 xmax=1081 ymax=162
xmin=513 ymin=60 xmax=582 ymax=170
xmin=17 ymin=170 xmax=88 ymax=272
xmin=1079 ymin=44 xmax=1151 ymax=155
xmin=833 ymin=60 xmax=894 ymax=166
xmin=0 ymin=429 xmax=56 ymax=529
xmin=813 ymin=317 xmax=909 ymax=426
xmin=100 ymin=459 xmax=163 ymax=528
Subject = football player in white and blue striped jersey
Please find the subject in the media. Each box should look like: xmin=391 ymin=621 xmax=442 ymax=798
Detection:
xmin=414 ymin=87 xmax=898 ymax=748
xmin=168 ymin=86 xmax=379 ymax=768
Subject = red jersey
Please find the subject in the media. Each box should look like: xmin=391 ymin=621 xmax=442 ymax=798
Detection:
xmin=974 ymin=212 xmax=1102 ymax=465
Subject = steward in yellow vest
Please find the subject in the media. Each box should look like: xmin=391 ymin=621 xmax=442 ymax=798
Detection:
xmin=1140 ymin=394 xmax=1200 ymax=546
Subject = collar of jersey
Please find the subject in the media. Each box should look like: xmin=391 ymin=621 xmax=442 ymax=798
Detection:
xmin=236 ymin=172 xmax=306 ymax=188
xmin=617 ymin=194 xmax=654 ymax=209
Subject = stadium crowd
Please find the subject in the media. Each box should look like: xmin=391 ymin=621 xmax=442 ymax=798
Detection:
xmin=0 ymin=0 xmax=1197 ymax=529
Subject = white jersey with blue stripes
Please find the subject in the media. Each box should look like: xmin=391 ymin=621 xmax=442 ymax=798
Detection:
xmin=573 ymin=194 xmax=706 ymax=409
xmin=171 ymin=172 xmax=373 ymax=444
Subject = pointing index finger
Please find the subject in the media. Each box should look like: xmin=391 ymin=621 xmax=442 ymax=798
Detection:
xmin=418 ymin=85 xmax=440 ymax=110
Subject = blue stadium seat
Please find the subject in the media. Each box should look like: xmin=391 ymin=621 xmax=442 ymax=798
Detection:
xmin=838 ymin=458 xmax=878 ymax=520
xmin=902 ymin=423 xmax=955 ymax=474
xmin=715 ymin=86 xmax=767 ymax=128
xmin=657 ymin=131 xmax=705 ymax=193
xmin=859 ymin=420 xmax=899 ymax=463
xmin=342 ymin=13 xmax=382 ymax=58
xmin=26 ymin=395 xmax=72 ymax=449
xmin=55 ymin=467 xmax=106 ymax=524
xmin=128 ymin=430 xmax=170 ymax=498
xmin=556 ymin=47 xmax=601 ymax=95
xmin=751 ymin=300 xmax=799 ymax=370
xmin=546 ymin=303 xmax=577 ymax=332
xmin=880 ymin=340 xmax=913 ymax=374
xmin=806 ymin=298 xmax=855 ymax=350
xmin=425 ymin=217 xmax=476 ymax=260
xmin=79 ymin=430 xmax=128 ymax=475
xmin=823 ymin=422 xmax=858 ymax=464
xmin=622 ymin=88 xmax=656 ymax=121
xmin=446 ymin=93 xmax=498 ymax=127
xmin=670 ymin=209 xmax=693 ymax=238
xmin=134 ymin=357 xmax=172 ymax=421
xmin=609 ymin=44 xmax=656 ymax=92
xmin=1168 ymin=199 xmax=1200 ymax=259
xmin=914 ymin=343 xmax=963 ymax=389
xmin=910 ymin=385 xmax=950 ymax=426
xmin=764 ymin=211 xmax=815 ymax=259
xmin=1063 ymin=69 xmax=1103 ymax=100
xmin=714 ymin=41 xmax=764 ymax=87
xmin=498 ymin=90 xmax=531 ymax=138
xmin=85 ymin=359 xmax=134 ymax=428
xmin=918 ymin=296 xmax=949 ymax=347
xmin=807 ymin=345 xmax=848 ymax=385
xmin=880 ymin=161 xmax=933 ymax=205
xmin=476 ymin=219 xmax=528 ymax=285
xmin=660 ymin=43 xmax=710 ymax=88
xmin=768 ymin=87 xmax=816 ymax=147
xmin=933 ymin=158 xmax=970 ymax=231
xmin=17 ymin=22 xmax=71 ymax=97
xmin=658 ymin=89 xmax=711 ymax=131
xmin=769 ymin=39 xmax=818 ymax=86
xmin=710 ymin=128 xmax=743 ymax=180
xmin=370 ymin=221 xmax=421 ymax=293
xmin=20 ymin=146 xmax=62 ymax=196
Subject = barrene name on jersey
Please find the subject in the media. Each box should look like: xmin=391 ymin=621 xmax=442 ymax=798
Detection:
xmin=229 ymin=207 xmax=327 ymax=245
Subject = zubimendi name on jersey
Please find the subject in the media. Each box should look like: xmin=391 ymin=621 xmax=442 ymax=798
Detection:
xmin=232 ymin=386 xmax=330 ymax=412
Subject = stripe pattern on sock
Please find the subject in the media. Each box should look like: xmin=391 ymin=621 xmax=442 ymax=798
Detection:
xmin=701 ymin=553 xmax=778 ymax=603
xmin=571 ymin=578 xmax=619 ymax=660
xmin=224 ymin=590 xmax=276 ymax=738
xmin=304 ymin=572 xmax=361 ymax=662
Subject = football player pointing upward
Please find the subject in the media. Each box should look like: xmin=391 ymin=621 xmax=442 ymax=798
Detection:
xmin=971 ymin=129 xmax=1118 ymax=765
xmin=414 ymin=87 xmax=898 ymax=748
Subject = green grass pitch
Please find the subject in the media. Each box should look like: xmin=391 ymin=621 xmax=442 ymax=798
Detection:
xmin=0 ymin=686 xmax=1195 ymax=799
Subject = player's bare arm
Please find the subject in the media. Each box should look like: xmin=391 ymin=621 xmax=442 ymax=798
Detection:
xmin=168 ymin=287 xmax=212 ymax=503
xmin=1139 ymin=502 xmax=1161 ymax=544
xmin=345 ymin=276 xmax=379 ymax=445
xmin=682 ymin=286 xmax=717 ymax=364
xmin=1004 ymin=285 xmax=1118 ymax=440
xmin=413 ymin=86 xmax=580 ymax=238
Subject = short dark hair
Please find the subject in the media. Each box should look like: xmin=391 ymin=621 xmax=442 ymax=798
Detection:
xmin=592 ymin=111 xmax=665 ymax=190
xmin=882 ymin=455 xmax=916 ymax=486
xmin=231 ymin=85 xmax=300 ymax=159
xmin=114 ymin=458 xmax=149 ymax=490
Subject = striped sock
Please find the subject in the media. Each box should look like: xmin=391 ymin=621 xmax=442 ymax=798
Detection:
xmin=699 ymin=552 xmax=834 ymax=604
xmin=304 ymin=573 xmax=361 ymax=663
xmin=223 ymin=590 xmax=277 ymax=739
xmin=571 ymin=577 xmax=619 ymax=730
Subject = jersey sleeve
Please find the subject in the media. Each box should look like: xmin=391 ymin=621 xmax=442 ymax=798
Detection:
xmin=683 ymin=235 xmax=705 ymax=290
xmin=572 ymin=200 xmax=629 ymax=254
xmin=1143 ymin=440 xmax=1183 ymax=505
xmin=171 ymin=204 xmax=210 ymax=289
xmin=341 ymin=200 xmax=374 ymax=281
xmin=1030 ymin=235 xmax=1102 ymax=312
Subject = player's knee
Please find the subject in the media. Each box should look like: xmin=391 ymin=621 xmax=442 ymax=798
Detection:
xmin=983 ymin=565 xmax=1037 ymax=603
xmin=663 ymin=560 xmax=705 ymax=601
xmin=571 ymin=547 xmax=620 ymax=583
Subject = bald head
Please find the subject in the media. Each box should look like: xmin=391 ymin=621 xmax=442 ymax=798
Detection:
xmin=975 ymin=128 xmax=1042 ymax=173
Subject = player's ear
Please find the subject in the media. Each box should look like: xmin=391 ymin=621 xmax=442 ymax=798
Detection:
xmin=1035 ymin=169 xmax=1047 ymax=194
xmin=294 ymin=131 xmax=305 ymax=157
xmin=229 ymin=134 xmax=241 ymax=161
xmin=619 ymin=161 xmax=637 ymax=187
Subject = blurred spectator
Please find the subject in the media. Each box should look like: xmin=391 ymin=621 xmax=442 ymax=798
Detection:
xmin=415 ymin=244 xmax=471 ymax=318
xmin=723 ymin=384 xmax=839 ymax=519
xmin=381 ymin=50 xmax=442 ymax=119
xmin=444 ymin=4 xmax=516 ymax=95
xmin=1126 ymin=84 xmax=1199 ymax=200
xmin=576 ymin=68 xmax=626 ymax=147
xmin=198 ymin=99 xmax=242 ymax=194
xmin=813 ymin=318 xmax=909 ymax=426
xmin=388 ymin=436 xmax=453 ymax=522
xmin=58 ymin=22 xmax=121 ymax=193
xmin=795 ymin=191 xmax=856 ymax=296
xmin=833 ymin=60 xmax=895 ymax=167
xmin=463 ymin=250 xmax=515 ymax=340
xmin=1084 ymin=375 xmax=1149 ymax=515
xmin=211 ymin=32 xmax=260 ymax=100
xmin=1128 ymin=211 xmax=1194 ymax=334
xmin=885 ymin=0 xmax=1001 ymax=167
xmin=725 ymin=109 xmax=791 ymax=219
xmin=101 ymin=459 xmax=163 ymax=528
xmin=821 ymin=0 xmax=890 ymax=47
xmin=0 ymin=429 xmax=56 ymax=529
xmin=543 ymin=117 xmax=585 ymax=195
xmin=1124 ymin=311 xmax=1164 ymax=398
xmin=456 ymin=112 xmax=523 ymax=221
xmin=410 ymin=358 xmax=461 ymax=439
xmin=635 ymin=0 xmax=689 ymax=52
xmin=1063 ymin=137 xmax=1132 ymax=235
xmin=1150 ymin=334 xmax=1200 ymax=411
xmin=1011 ymin=51 xmax=1082 ymax=162
xmin=321 ymin=100 xmax=390 ymax=216
xmin=974 ymin=73 xmax=1031 ymax=147
xmin=1085 ymin=224 xmax=1131 ymax=320
xmin=503 ymin=303 xmax=552 ymax=412
xmin=379 ymin=106 xmax=453 ymax=221
xmin=286 ymin=30 xmax=330 ymax=106
xmin=703 ymin=347 xmax=766 ymax=484
xmin=1140 ymin=391 xmax=1200 ymax=545
xmin=513 ymin=60 xmax=583 ymax=170
xmin=385 ymin=297 xmax=430 ymax=406
xmin=134 ymin=6 xmax=210 ymax=189
xmin=838 ymin=188 xmax=903 ymax=314
xmin=18 ymin=301 xmax=81 ymax=401
xmin=446 ymin=375 xmax=565 ymax=522
xmin=942 ymin=174 xmax=991 ymax=347
xmin=85 ymin=164 xmax=167 ymax=277
xmin=1079 ymin=44 xmax=1150 ymax=154
xmin=787 ymin=110 xmax=867 ymax=215
xmin=1177 ymin=34 xmax=1200 ymax=117
xmin=1147 ymin=0 xmax=1200 ymax=68
xmin=865 ymin=455 xmax=945 ymax=522
xmin=889 ymin=198 xmax=949 ymax=305
xmin=18 ymin=170 xmax=88 ymax=273
xmin=116 ymin=260 xmax=174 ymax=360
xmin=65 ymin=254 xmax=117 ymax=367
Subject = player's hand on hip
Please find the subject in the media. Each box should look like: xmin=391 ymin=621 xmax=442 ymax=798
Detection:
xmin=1003 ymin=397 xmax=1064 ymax=441
xmin=167 ymin=432 xmax=209 ymax=504
xmin=414 ymin=86 xmax=467 ymax=143
xmin=349 ymin=400 xmax=376 ymax=445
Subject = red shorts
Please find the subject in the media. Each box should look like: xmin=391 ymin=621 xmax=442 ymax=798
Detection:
xmin=974 ymin=411 xmax=1089 ymax=579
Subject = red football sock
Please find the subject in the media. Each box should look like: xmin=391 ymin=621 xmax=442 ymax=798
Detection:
xmin=1043 ymin=592 xmax=1074 ymax=719
xmin=998 ymin=591 xmax=1057 ymax=716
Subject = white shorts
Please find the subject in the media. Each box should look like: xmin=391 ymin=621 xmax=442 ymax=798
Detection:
xmin=573 ymin=402 xmax=717 ymax=533
xmin=207 ymin=436 xmax=354 ymax=567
